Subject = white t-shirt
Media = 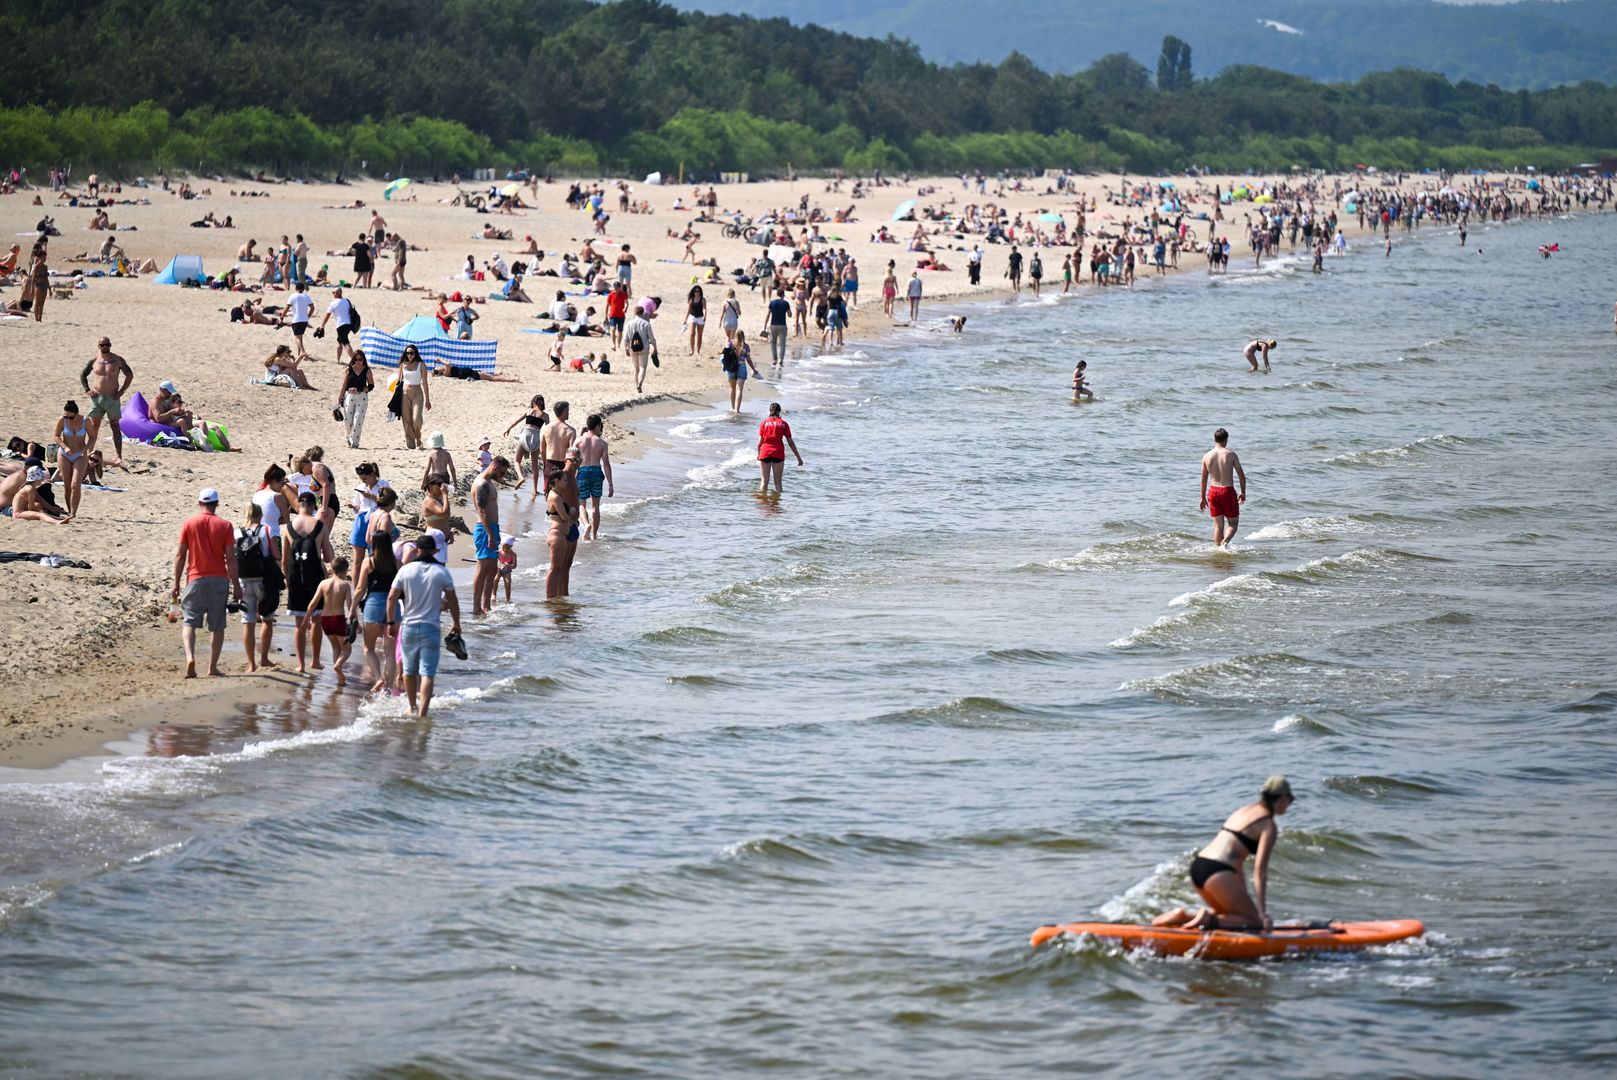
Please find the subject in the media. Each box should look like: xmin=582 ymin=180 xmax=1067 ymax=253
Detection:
xmin=287 ymin=292 xmax=315 ymax=323
xmin=550 ymin=298 xmax=572 ymax=321
xmin=906 ymin=276 xmax=923 ymax=298
xmin=327 ymin=297 xmax=353 ymax=324
xmin=392 ymin=559 xmax=455 ymax=626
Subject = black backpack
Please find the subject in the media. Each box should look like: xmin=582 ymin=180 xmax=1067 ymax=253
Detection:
xmin=289 ymin=522 xmax=324 ymax=590
xmin=720 ymin=344 xmax=739 ymax=373
xmin=348 ymin=303 xmax=361 ymax=331
xmin=628 ymin=327 xmax=645 ymax=352
xmin=235 ymin=526 xmax=266 ymax=578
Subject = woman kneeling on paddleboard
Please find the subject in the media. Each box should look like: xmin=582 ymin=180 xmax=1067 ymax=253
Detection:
xmin=1154 ymin=775 xmax=1295 ymax=932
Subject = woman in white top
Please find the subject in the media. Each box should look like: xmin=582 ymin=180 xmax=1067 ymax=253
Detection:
xmin=719 ymin=288 xmax=741 ymax=346
xmin=398 ymin=344 xmax=430 ymax=449
xmin=252 ymin=463 xmax=293 ymax=566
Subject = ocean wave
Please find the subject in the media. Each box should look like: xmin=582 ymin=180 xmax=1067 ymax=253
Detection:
xmin=702 ymin=562 xmax=851 ymax=609
xmin=1096 ymin=856 xmax=1191 ymax=923
xmin=1324 ymin=434 xmax=1480 ymax=467
xmin=664 ymin=673 xmax=741 ymax=689
xmin=980 ymin=646 xmax=1080 ymax=666
xmin=872 ymin=695 xmax=1059 ymax=730
xmin=1122 ymin=651 xmax=1333 ymax=705
xmin=1043 ymin=530 xmax=1207 ymax=572
xmin=684 ymin=447 xmax=754 ymax=489
xmin=1246 ymin=513 xmax=1411 ymax=541
xmin=1323 ymin=774 xmax=1452 ymax=800
xmin=641 ymin=624 xmax=737 ymax=647
xmin=1272 ymin=713 xmax=1334 ymax=736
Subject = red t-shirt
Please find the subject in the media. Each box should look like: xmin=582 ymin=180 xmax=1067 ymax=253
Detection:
xmin=605 ymin=290 xmax=628 ymax=319
xmin=758 ymin=417 xmax=791 ymax=460
xmin=180 ymin=511 xmax=235 ymax=581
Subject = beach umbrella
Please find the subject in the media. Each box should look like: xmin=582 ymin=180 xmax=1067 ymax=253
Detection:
xmin=1161 ymin=180 xmax=1176 ymax=189
xmin=1159 ymin=202 xmax=1177 ymax=213
xmin=1038 ymin=212 xmax=1064 ymax=223
xmin=892 ymin=199 xmax=917 ymax=222
xmin=383 ymin=177 xmax=412 ymax=200
xmin=391 ymin=315 xmax=448 ymax=341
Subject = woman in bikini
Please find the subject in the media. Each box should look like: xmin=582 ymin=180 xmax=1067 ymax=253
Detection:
xmin=880 ymin=263 xmax=897 ymax=318
xmin=503 ymin=394 xmax=547 ymax=495
xmin=421 ymin=473 xmax=453 ymax=542
xmin=1153 ymin=775 xmax=1295 ymax=932
xmin=53 ymin=400 xmax=90 ymax=522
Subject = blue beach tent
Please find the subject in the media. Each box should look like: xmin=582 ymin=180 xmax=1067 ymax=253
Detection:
xmin=153 ymin=255 xmax=206 ymax=284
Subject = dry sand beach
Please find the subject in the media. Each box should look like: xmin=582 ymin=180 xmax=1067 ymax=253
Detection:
xmin=0 ymin=170 xmax=1373 ymax=764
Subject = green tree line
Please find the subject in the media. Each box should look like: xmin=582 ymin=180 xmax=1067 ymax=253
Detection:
xmin=1 ymin=0 xmax=1613 ymax=176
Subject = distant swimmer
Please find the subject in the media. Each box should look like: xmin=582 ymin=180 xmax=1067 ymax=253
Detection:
xmin=1071 ymin=360 xmax=1093 ymax=402
xmin=1199 ymin=427 xmax=1247 ymax=548
xmin=1152 ymin=775 xmax=1295 ymax=932
xmin=1242 ymin=339 xmax=1276 ymax=373
xmin=949 ymin=315 xmax=967 ymax=333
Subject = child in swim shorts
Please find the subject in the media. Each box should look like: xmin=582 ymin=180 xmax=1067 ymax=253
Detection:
xmin=312 ymin=557 xmax=355 ymax=684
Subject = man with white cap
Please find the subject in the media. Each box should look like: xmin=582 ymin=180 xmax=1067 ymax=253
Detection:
xmin=152 ymin=380 xmax=193 ymax=433
xmin=387 ymin=531 xmax=461 ymax=718
xmin=173 ymin=487 xmax=240 ymax=678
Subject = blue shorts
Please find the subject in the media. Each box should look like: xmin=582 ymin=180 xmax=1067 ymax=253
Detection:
xmin=362 ymin=590 xmax=389 ymax=625
xmin=842 ymin=280 xmax=857 ymax=293
xmin=473 ymin=522 xmax=500 ymax=561
xmin=828 ymin=311 xmax=844 ymax=329
xmin=577 ymin=465 xmax=604 ymax=500
xmin=607 ymin=315 xmax=624 ymax=329
xmin=401 ymin=623 xmax=441 ymax=678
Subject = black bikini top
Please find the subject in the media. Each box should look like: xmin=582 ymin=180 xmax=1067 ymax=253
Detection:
xmin=1221 ymin=814 xmax=1271 ymax=855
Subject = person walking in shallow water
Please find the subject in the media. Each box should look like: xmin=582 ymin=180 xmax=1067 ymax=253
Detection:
xmin=1199 ymin=427 xmax=1247 ymax=548
xmin=757 ymin=402 xmax=803 ymax=496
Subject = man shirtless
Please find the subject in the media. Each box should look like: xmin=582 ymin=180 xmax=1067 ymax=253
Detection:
xmin=1 ymin=466 xmax=63 ymax=523
xmin=79 ymin=336 xmax=134 ymax=466
xmin=468 ymin=455 xmax=509 ymax=616
xmin=1199 ymin=427 xmax=1248 ymax=548
xmin=1242 ymin=339 xmax=1276 ymax=373
xmin=539 ymin=400 xmax=577 ymax=494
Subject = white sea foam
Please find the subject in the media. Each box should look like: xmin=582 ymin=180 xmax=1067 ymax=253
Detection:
xmin=685 ymin=447 xmax=754 ymax=489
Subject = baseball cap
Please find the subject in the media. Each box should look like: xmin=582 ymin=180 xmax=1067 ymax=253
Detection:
xmin=159 ymin=380 xmax=178 ymax=394
xmin=425 ymin=527 xmax=449 ymax=564
xmin=198 ymin=487 xmax=220 ymax=504
xmin=1261 ymin=775 xmax=1294 ymax=801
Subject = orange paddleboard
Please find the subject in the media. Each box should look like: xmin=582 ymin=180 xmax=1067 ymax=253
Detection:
xmin=1029 ymin=919 xmax=1424 ymax=960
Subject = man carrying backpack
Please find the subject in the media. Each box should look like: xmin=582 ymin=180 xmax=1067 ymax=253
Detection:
xmin=623 ymin=300 xmax=659 ymax=395
xmin=319 ymin=287 xmax=360 ymax=364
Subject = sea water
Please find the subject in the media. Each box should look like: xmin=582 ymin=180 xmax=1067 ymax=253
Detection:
xmin=2 ymin=214 xmax=1615 ymax=1076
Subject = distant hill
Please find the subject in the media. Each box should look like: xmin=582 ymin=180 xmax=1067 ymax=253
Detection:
xmin=669 ymin=0 xmax=1617 ymax=89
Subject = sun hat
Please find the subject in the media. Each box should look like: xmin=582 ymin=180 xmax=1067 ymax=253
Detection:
xmin=197 ymin=487 xmax=219 ymax=504
xmin=25 ymin=466 xmax=48 ymax=484
xmin=428 ymin=432 xmax=445 ymax=449
xmin=478 ymin=436 xmax=491 ymax=448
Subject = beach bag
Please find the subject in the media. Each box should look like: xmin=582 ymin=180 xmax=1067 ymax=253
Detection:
xmin=348 ymin=303 xmax=361 ymax=331
xmin=628 ymin=327 xmax=645 ymax=353
xmin=720 ymin=344 xmax=739 ymax=374
xmin=235 ymin=526 xmax=266 ymax=578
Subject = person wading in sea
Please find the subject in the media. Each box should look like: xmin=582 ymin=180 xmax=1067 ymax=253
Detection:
xmin=1199 ymin=427 xmax=1247 ymax=548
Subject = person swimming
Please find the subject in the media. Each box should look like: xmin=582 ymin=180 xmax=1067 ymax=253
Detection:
xmin=1152 ymin=775 xmax=1295 ymax=932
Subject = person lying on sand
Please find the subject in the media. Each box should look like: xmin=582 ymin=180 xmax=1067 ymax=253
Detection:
xmin=432 ymin=360 xmax=521 ymax=384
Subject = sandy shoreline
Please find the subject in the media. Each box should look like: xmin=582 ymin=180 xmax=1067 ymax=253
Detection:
xmin=1 ymin=170 xmax=1399 ymax=768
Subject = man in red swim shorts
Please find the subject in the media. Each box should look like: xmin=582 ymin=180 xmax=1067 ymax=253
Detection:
xmin=1199 ymin=426 xmax=1248 ymax=548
